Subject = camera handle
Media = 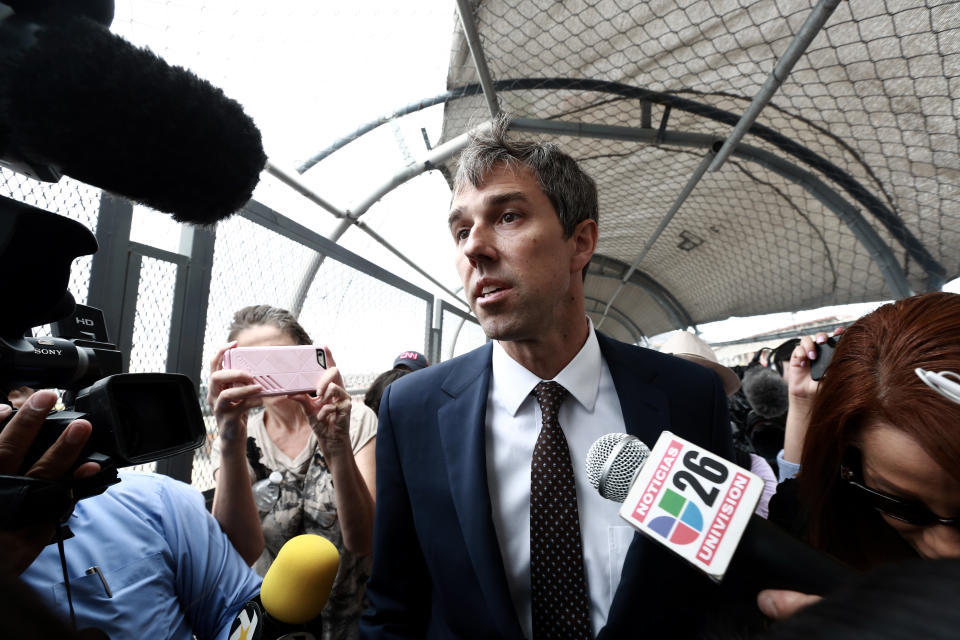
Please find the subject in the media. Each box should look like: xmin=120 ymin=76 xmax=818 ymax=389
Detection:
xmin=0 ymin=475 xmax=75 ymax=530
xmin=0 ymin=454 xmax=118 ymax=531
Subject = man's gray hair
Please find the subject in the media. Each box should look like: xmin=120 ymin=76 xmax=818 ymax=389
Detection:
xmin=453 ymin=115 xmax=599 ymax=238
xmin=227 ymin=304 xmax=312 ymax=345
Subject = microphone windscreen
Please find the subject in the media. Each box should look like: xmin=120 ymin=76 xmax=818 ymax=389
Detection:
xmin=0 ymin=13 xmax=266 ymax=224
xmin=741 ymin=366 xmax=789 ymax=419
xmin=4 ymin=0 xmax=114 ymax=26
xmin=0 ymin=196 xmax=97 ymax=335
xmin=586 ymin=432 xmax=651 ymax=502
xmin=260 ymin=534 xmax=340 ymax=625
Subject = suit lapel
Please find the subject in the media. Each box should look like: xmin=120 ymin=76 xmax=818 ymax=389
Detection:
xmin=597 ymin=332 xmax=671 ymax=446
xmin=432 ymin=334 xmax=671 ymax=639
xmin=436 ymin=344 xmax=525 ymax=640
xmin=597 ymin=332 xmax=680 ymax=636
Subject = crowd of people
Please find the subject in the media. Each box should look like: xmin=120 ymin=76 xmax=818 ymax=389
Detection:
xmin=3 ymin=118 xmax=959 ymax=639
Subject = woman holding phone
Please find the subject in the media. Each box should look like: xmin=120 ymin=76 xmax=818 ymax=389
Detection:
xmin=207 ymin=305 xmax=376 ymax=640
xmin=760 ymin=292 xmax=960 ymax=620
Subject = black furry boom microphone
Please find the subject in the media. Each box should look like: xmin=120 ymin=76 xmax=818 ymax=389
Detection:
xmin=741 ymin=366 xmax=789 ymax=419
xmin=0 ymin=4 xmax=266 ymax=224
xmin=2 ymin=1 xmax=114 ymax=26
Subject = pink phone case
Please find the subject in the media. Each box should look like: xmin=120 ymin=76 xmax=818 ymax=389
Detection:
xmin=223 ymin=345 xmax=327 ymax=397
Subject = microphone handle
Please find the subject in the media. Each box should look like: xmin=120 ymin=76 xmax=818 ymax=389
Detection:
xmin=229 ymin=596 xmax=323 ymax=640
xmin=724 ymin=515 xmax=859 ymax=596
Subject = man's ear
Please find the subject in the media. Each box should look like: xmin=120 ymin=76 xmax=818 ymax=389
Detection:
xmin=570 ymin=218 xmax=598 ymax=274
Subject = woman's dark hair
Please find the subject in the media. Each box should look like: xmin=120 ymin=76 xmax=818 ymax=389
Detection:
xmin=797 ymin=292 xmax=960 ymax=568
xmin=226 ymin=304 xmax=312 ymax=345
xmin=364 ymin=368 xmax=411 ymax=415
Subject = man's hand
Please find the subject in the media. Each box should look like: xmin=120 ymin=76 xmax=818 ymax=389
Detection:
xmin=757 ymin=588 xmax=822 ymax=620
xmin=0 ymin=389 xmax=100 ymax=575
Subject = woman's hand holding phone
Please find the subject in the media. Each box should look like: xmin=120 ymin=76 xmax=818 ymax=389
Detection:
xmin=208 ymin=341 xmax=264 ymax=449
xmin=291 ymin=347 xmax=352 ymax=459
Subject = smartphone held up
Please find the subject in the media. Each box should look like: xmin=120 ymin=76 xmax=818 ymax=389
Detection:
xmin=224 ymin=345 xmax=328 ymax=397
xmin=810 ymin=336 xmax=839 ymax=381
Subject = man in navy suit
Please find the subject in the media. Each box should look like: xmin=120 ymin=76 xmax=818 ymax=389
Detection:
xmin=360 ymin=117 xmax=734 ymax=639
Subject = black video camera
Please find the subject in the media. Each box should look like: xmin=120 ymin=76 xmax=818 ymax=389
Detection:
xmin=0 ymin=195 xmax=205 ymax=529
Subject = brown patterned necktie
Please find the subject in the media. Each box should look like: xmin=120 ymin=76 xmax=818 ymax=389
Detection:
xmin=530 ymin=381 xmax=592 ymax=640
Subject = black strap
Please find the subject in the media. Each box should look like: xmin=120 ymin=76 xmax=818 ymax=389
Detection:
xmin=56 ymin=524 xmax=77 ymax=630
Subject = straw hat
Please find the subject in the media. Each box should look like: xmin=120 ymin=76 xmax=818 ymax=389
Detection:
xmin=659 ymin=331 xmax=741 ymax=396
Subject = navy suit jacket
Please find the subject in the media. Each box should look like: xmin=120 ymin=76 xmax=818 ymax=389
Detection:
xmin=360 ymin=332 xmax=734 ymax=639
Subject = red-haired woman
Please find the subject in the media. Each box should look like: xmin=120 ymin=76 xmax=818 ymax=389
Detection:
xmin=761 ymin=292 xmax=960 ymax=619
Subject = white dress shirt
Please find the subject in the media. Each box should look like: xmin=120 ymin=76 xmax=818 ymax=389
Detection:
xmin=485 ymin=320 xmax=631 ymax=639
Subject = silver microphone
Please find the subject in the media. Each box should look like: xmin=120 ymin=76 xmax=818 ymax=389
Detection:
xmin=585 ymin=431 xmax=858 ymax=596
xmin=585 ymin=433 xmax=651 ymax=503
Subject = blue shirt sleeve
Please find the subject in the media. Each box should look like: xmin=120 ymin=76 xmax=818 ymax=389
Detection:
xmin=777 ymin=448 xmax=802 ymax=483
xmin=155 ymin=474 xmax=263 ymax=640
xmin=20 ymin=472 xmax=261 ymax=640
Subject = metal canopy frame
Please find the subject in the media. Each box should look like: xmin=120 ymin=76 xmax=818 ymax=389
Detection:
xmin=278 ymin=0 xmax=945 ymax=338
xmin=587 ymin=254 xmax=695 ymax=331
xmin=283 ymin=111 xmax=913 ymax=322
xmin=584 ymin=296 xmax=645 ymax=345
xmin=312 ymin=77 xmax=945 ymax=287
xmin=265 ymin=141 xmax=477 ymax=315
xmin=588 ymin=0 xmax=842 ymax=325
xmin=240 ymin=198 xmax=439 ymax=356
xmin=510 ymin=119 xmax=914 ymax=300
xmin=708 ymin=0 xmax=842 ymax=172
xmin=454 ymin=0 xmax=500 ymax=118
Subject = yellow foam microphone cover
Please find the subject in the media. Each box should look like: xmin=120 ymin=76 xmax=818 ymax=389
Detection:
xmin=259 ymin=534 xmax=340 ymax=624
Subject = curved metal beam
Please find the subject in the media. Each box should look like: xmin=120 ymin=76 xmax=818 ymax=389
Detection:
xmin=286 ymin=123 xmax=493 ymax=315
xmin=512 ymin=119 xmax=913 ymax=300
xmin=588 ymin=254 xmax=695 ymax=330
xmin=297 ymin=78 xmax=943 ymax=291
xmin=710 ymin=0 xmax=842 ymax=171
xmin=585 ymin=296 xmax=644 ymax=344
xmin=350 ymin=122 xmax=491 ymax=218
xmin=263 ymin=158 xmax=471 ymax=316
xmin=296 ymin=86 xmax=489 ymax=173
xmin=454 ymin=0 xmax=500 ymax=118
xmin=594 ymin=145 xmax=718 ymax=330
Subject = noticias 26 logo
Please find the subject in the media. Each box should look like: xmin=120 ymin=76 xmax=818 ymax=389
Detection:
xmin=648 ymin=451 xmax=729 ymax=545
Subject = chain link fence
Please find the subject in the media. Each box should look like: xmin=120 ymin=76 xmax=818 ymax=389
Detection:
xmin=1 ymin=166 xmax=483 ymax=491
xmin=1 ymin=168 xmax=100 ymax=309
xmin=191 ymin=209 xmax=439 ymax=490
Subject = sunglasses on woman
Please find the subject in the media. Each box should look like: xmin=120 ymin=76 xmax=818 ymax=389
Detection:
xmin=840 ymin=451 xmax=960 ymax=528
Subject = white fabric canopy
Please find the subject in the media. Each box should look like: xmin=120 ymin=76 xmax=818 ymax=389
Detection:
xmin=439 ymin=0 xmax=959 ymax=340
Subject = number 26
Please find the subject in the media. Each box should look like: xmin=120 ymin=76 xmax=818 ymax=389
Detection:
xmin=672 ymin=451 xmax=729 ymax=507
